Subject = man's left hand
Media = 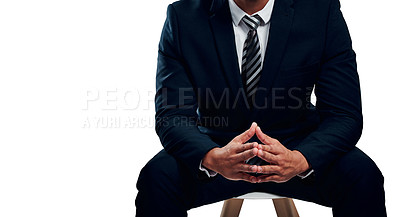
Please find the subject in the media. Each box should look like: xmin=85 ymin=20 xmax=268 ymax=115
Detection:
xmin=254 ymin=126 xmax=310 ymax=183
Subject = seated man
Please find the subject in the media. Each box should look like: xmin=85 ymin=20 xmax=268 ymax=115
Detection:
xmin=135 ymin=0 xmax=387 ymax=216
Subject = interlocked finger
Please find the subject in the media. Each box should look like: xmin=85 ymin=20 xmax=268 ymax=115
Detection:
xmin=258 ymin=143 xmax=281 ymax=155
xmin=239 ymin=172 xmax=257 ymax=183
xmin=258 ymin=164 xmax=281 ymax=174
xmin=257 ymin=149 xmax=279 ymax=164
xmin=235 ymin=142 xmax=257 ymax=154
xmin=256 ymin=174 xmax=285 ymax=183
xmin=237 ymin=163 xmax=257 ymax=173
xmin=235 ymin=148 xmax=257 ymax=162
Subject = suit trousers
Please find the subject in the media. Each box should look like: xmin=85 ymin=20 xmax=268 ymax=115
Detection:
xmin=135 ymin=147 xmax=386 ymax=217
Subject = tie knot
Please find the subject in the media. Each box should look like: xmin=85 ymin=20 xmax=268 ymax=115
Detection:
xmin=242 ymin=15 xmax=262 ymax=30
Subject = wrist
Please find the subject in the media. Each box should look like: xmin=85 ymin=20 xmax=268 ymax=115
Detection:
xmin=293 ymin=150 xmax=310 ymax=174
xmin=202 ymin=147 xmax=220 ymax=172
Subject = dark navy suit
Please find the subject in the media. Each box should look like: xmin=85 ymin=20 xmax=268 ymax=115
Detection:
xmin=136 ymin=0 xmax=386 ymax=216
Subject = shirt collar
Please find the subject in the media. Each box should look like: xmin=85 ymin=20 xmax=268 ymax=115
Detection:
xmin=228 ymin=0 xmax=275 ymax=27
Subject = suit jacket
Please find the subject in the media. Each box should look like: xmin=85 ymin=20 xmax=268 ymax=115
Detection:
xmin=154 ymin=0 xmax=362 ymax=179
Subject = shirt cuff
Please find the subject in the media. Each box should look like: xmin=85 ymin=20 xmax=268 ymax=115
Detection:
xmin=199 ymin=160 xmax=218 ymax=177
xmin=297 ymin=169 xmax=314 ymax=179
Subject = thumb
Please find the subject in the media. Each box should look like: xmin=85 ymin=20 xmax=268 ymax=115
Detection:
xmin=235 ymin=122 xmax=257 ymax=144
xmin=255 ymin=126 xmax=273 ymax=145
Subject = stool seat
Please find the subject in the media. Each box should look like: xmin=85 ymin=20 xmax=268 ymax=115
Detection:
xmin=220 ymin=192 xmax=299 ymax=217
xmin=236 ymin=192 xmax=283 ymax=199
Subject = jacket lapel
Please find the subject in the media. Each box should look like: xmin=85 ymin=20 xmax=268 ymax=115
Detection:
xmin=209 ymin=0 xmax=244 ymax=98
xmin=254 ymin=0 xmax=294 ymax=107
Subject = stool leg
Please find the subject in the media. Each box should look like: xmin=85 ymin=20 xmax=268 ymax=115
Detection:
xmin=272 ymin=198 xmax=300 ymax=217
xmin=220 ymin=199 xmax=244 ymax=217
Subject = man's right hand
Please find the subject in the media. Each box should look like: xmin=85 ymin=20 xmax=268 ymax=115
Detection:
xmin=201 ymin=122 xmax=259 ymax=183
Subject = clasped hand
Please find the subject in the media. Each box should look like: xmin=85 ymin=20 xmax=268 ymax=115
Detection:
xmin=202 ymin=122 xmax=310 ymax=183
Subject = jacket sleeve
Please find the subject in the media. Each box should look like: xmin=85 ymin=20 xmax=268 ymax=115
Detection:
xmin=154 ymin=4 xmax=220 ymax=178
xmin=294 ymin=0 xmax=363 ymax=177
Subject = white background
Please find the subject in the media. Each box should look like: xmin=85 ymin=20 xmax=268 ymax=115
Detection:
xmin=0 ymin=0 xmax=399 ymax=216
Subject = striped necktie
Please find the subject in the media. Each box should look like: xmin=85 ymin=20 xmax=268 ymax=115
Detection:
xmin=241 ymin=15 xmax=263 ymax=106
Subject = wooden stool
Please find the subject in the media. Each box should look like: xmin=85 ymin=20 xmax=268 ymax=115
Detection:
xmin=220 ymin=192 xmax=299 ymax=217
